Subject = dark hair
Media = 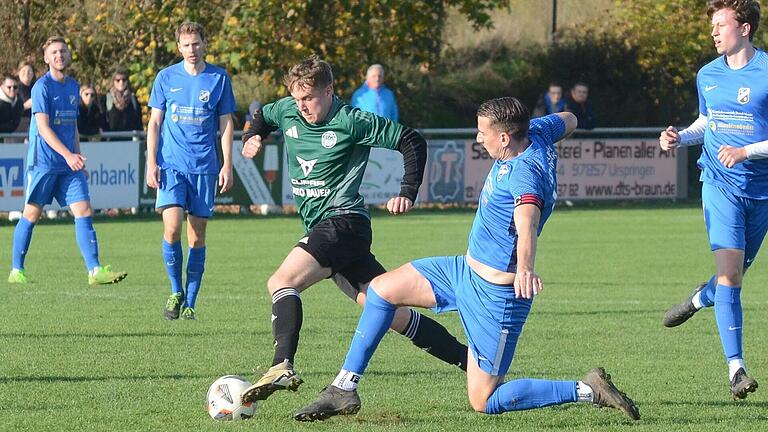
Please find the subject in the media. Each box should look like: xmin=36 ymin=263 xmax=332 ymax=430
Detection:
xmin=284 ymin=55 xmax=334 ymax=92
xmin=477 ymin=97 xmax=530 ymax=141
xmin=175 ymin=21 xmax=206 ymax=43
xmin=572 ymin=81 xmax=589 ymax=90
xmin=548 ymin=82 xmax=562 ymax=89
xmin=708 ymin=0 xmax=761 ymax=41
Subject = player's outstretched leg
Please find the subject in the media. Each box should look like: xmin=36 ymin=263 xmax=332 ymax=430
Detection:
xmin=399 ymin=308 xmax=468 ymax=370
xmin=294 ymin=386 xmax=361 ymax=422
xmin=242 ymin=287 xmax=304 ymax=403
xmin=662 ymin=278 xmax=714 ymax=327
xmin=582 ymin=367 xmax=640 ymax=420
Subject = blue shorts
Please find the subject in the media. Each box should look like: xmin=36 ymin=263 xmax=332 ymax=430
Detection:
xmin=702 ymin=182 xmax=768 ymax=269
xmin=26 ymin=169 xmax=90 ymax=207
xmin=155 ymin=168 xmax=217 ymax=218
xmin=412 ymin=255 xmax=532 ymax=376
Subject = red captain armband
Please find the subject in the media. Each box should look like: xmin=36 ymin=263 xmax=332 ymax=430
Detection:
xmin=514 ymin=194 xmax=543 ymax=209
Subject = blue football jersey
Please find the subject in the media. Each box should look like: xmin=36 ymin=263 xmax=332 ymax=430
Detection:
xmin=149 ymin=62 xmax=236 ymax=174
xmin=467 ymin=114 xmax=564 ymax=273
xmin=27 ymin=72 xmax=80 ymax=172
xmin=697 ymin=49 xmax=768 ymax=199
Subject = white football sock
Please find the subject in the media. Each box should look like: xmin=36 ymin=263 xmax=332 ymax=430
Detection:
xmin=728 ymin=359 xmax=745 ymax=381
xmin=332 ymin=369 xmax=361 ymax=391
xmin=692 ymin=291 xmax=704 ymax=309
xmin=576 ymin=381 xmax=593 ymax=402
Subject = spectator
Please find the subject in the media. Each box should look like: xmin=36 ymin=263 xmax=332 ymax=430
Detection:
xmin=16 ymin=61 xmax=35 ymax=133
xmin=104 ymin=70 xmax=142 ymax=132
xmin=351 ymin=64 xmax=399 ymax=121
xmin=532 ymin=82 xmax=565 ymax=117
xmin=564 ymin=82 xmax=595 ymax=130
xmin=0 ymin=75 xmax=23 ymax=133
xmin=77 ymin=84 xmax=105 ymax=140
xmin=244 ymin=100 xmax=262 ymax=130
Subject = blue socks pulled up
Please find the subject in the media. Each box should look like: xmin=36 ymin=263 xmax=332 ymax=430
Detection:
xmin=74 ymin=216 xmax=100 ymax=271
xmin=12 ymin=216 xmax=35 ymax=270
xmin=162 ymin=240 xmax=184 ymax=295
xmin=714 ymin=284 xmax=743 ymax=362
xmin=185 ymin=246 xmax=206 ymax=309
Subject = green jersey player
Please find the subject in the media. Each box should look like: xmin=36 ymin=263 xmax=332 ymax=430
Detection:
xmin=239 ymin=56 xmax=467 ymax=405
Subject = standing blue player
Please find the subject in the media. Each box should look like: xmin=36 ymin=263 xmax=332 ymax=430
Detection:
xmin=660 ymin=0 xmax=766 ymax=400
xmin=146 ymin=22 xmax=236 ymax=321
xmin=294 ymin=98 xmax=640 ymax=422
xmin=8 ymin=36 xmax=127 ymax=286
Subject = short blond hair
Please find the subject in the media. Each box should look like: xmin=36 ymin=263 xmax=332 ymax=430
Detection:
xmin=284 ymin=55 xmax=334 ymax=92
xmin=42 ymin=36 xmax=67 ymax=54
xmin=175 ymin=22 xmax=206 ymax=43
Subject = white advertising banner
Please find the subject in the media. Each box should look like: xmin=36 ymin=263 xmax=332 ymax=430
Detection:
xmin=0 ymin=141 xmax=139 ymax=211
xmin=555 ymin=138 xmax=680 ymax=200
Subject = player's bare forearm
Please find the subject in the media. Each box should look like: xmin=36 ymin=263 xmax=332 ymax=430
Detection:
xmin=219 ymin=113 xmax=234 ymax=168
xmin=35 ymin=113 xmax=73 ymax=158
xmin=513 ymin=204 xmax=542 ymax=299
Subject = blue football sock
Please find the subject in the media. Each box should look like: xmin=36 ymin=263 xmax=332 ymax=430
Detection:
xmin=74 ymin=216 xmax=100 ymax=271
xmin=12 ymin=216 xmax=35 ymax=270
xmin=185 ymin=246 xmax=206 ymax=309
xmin=485 ymin=379 xmax=577 ymax=414
xmin=714 ymin=284 xmax=743 ymax=362
xmin=698 ymin=275 xmax=717 ymax=307
xmin=342 ymin=286 xmax=396 ymax=374
xmin=162 ymin=240 xmax=184 ymax=295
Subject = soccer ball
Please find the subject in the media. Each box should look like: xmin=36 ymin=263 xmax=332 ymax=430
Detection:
xmin=206 ymin=375 xmax=256 ymax=421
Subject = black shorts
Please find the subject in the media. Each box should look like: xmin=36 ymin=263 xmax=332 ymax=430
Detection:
xmin=296 ymin=213 xmax=386 ymax=300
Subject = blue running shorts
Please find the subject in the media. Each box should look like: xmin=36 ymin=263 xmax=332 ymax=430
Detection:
xmin=702 ymin=182 xmax=768 ymax=269
xmin=412 ymin=255 xmax=532 ymax=376
xmin=155 ymin=168 xmax=217 ymax=218
xmin=26 ymin=169 xmax=89 ymax=207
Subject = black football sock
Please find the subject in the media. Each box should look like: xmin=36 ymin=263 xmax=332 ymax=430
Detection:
xmin=401 ymin=309 xmax=468 ymax=371
xmin=270 ymin=287 xmax=303 ymax=366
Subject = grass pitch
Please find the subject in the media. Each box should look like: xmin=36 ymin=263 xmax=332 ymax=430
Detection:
xmin=1 ymin=205 xmax=767 ymax=431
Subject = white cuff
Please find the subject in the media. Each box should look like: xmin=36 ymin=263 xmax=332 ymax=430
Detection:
xmin=745 ymin=140 xmax=768 ymax=159
xmin=678 ymin=114 xmax=707 ymax=146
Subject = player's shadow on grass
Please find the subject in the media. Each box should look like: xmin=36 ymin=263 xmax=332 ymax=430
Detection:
xmin=535 ymin=308 xmax=659 ymax=317
xmin=661 ymin=399 xmax=768 ymax=409
xmin=0 ymin=373 xmax=211 ymax=384
xmin=0 ymin=330 xmax=270 ymax=339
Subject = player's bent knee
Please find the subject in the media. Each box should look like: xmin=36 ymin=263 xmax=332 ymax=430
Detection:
xmin=468 ymin=393 xmax=490 ymax=413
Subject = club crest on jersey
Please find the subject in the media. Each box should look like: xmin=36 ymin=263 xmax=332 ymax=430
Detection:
xmin=296 ymin=156 xmax=318 ymax=177
xmin=70 ymin=95 xmax=77 ymax=105
xmin=321 ymin=131 xmax=338 ymax=149
xmin=738 ymin=87 xmax=750 ymax=105
xmin=199 ymin=90 xmax=210 ymax=103
xmin=709 ymin=120 xmax=717 ymax=132
xmin=497 ymin=163 xmax=510 ymax=181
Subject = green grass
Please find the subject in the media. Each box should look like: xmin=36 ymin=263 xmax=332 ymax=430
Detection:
xmin=1 ymin=207 xmax=767 ymax=431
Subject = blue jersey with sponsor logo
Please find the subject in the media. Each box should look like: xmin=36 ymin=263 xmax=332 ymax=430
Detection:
xmin=149 ymin=62 xmax=236 ymax=174
xmin=27 ymin=72 xmax=80 ymax=172
xmin=467 ymin=114 xmax=563 ymax=273
xmin=697 ymin=49 xmax=768 ymax=199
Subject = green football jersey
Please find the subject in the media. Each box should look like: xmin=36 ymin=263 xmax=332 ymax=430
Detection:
xmin=262 ymin=95 xmax=404 ymax=231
